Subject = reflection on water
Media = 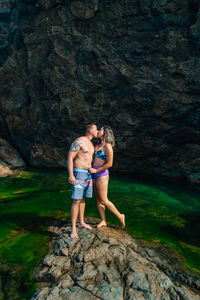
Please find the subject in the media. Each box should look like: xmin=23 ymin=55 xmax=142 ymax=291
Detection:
xmin=0 ymin=167 xmax=200 ymax=299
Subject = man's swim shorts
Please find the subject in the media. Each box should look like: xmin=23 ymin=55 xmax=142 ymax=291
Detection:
xmin=71 ymin=167 xmax=93 ymax=200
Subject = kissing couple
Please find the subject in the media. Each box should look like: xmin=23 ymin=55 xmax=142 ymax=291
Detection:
xmin=67 ymin=123 xmax=125 ymax=239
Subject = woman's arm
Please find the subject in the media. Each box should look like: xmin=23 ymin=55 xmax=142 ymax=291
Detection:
xmin=89 ymin=144 xmax=113 ymax=173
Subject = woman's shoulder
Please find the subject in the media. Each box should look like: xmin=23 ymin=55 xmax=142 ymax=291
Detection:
xmin=104 ymin=143 xmax=113 ymax=151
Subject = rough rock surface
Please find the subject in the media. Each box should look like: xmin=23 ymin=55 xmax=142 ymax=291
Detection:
xmin=0 ymin=164 xmax=13 ymax=177
xmin=0 ymin=138 xmax=25 ymax=176
xmin=0 ymin=0 xmax=200 ymax=182
xmin=30 ymin=218 xmax=200 ymax=300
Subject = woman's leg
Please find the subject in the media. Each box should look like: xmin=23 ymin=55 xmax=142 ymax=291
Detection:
xmin=97 ymin=202 xmax=106 ymax=227
xmin=95 ymin=176 xmax=125 ymax=228
xmin=94 ymin=179 xmax=107 ymax=227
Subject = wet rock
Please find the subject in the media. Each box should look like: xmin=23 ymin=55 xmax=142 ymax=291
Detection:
xmin=30 ymin=218 xmax=200 ymax=300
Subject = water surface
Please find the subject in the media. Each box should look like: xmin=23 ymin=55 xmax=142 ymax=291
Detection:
xmin=0 ymin=168 xmax=199 ymax=299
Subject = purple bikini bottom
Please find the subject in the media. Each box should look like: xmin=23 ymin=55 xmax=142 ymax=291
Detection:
xmin=91 ymin=165 xmax=109 ymax=180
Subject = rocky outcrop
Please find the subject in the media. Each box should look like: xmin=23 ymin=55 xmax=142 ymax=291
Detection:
xmin=0 ymin=138 xmax=25 ymax=176
xmin=0 ymin=0 xmax=200 ymax=182
xmin=0 ymin=260 xmax=22 ymax=300
xmin=30 ymin=218 xmax=200 ymax=300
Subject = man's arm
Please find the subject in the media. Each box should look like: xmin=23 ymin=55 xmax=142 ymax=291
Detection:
xmin=67 ymin=139 xmax=82 ymax=184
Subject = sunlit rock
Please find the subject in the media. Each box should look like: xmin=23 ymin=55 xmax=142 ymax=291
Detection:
xmin=30 ymin=218 xmax=200 ymax=300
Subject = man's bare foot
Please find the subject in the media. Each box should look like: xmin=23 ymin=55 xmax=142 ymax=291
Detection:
xmin=78 ymin=223 xmax=92 ymax=230
xmin=120 ymin=214 xmax=125 ymax=228
xmin=70 ymin=231 xmax=78 ymax=239
xmin=97 ymin=221 xmax=107 ymax=228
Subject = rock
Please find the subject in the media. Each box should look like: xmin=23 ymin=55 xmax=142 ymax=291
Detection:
xmin=0 ymin=0 xmax=15 ymax=65
xmin=0 ymin=138 xmax=25 ymax=176
xmin=0 ymin=163 xmax=13 ymax=177
xmin=0 ymin=260 xmax=22 ymax=300
xmin=0 ymin=0 xmax=200 ymax=183
xmin=190 ymin=6 xmax=200 ymax=41
xmin=0 ymin=138 xmax=25 ymax=168
xmin=30 ymin=217 xmax=200 ymax=300
xmin=69 ymin=0 xmax=99 ymax=20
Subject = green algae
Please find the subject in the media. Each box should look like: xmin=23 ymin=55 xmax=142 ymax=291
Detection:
xmin=0 ymin=167 xmax=200 ymax=299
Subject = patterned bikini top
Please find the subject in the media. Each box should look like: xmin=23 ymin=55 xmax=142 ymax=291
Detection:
xmin=93 ymin=146 xmax=106 ymax=160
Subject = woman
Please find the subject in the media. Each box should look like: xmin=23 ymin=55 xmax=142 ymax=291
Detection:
xmin=89 ymin=126 xmax=125 ymax=228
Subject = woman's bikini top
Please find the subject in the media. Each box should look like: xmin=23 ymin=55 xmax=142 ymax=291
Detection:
xmin=93 ymin=146 xmax=106 ymax=160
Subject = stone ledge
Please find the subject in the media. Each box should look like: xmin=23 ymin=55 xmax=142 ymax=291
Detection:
xmin=30 ymin=217 xmax=200 ymax=300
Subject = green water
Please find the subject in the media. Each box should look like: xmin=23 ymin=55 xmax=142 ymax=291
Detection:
xmin=0 ymin=168 xmax=200 ymax=299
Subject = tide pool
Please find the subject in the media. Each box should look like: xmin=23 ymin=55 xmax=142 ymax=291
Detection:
xmin=0 ymin=168 xmax=199 ymax=299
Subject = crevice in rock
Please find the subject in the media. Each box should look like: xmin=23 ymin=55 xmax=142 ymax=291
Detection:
xmin=74 ymin=280 xmax=101 ymax=299
xmin=188 ymin=1 xmax=199 ymax=26
xmin=1 ymin=273 xmax=8 ymax=300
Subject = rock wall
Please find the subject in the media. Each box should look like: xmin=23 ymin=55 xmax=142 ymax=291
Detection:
xmin=0 ymin=0 xmax=200 ymax=181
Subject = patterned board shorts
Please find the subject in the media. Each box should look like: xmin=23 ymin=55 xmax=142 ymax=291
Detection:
xmin=71 ymin=168 xmax=93 ymax=200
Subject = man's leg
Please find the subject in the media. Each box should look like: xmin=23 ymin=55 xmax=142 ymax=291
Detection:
xmin=79 ymin=197 xmax=92 ymax=230
xmin=71 ymin=199 xmax=81 ymax=238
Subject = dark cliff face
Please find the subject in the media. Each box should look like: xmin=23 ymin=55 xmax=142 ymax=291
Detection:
xmin=0 ymin=0 xmax=200 ymax=181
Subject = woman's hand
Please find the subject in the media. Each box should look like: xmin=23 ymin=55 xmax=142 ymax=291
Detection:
xmin=89 ymin=167 xmax=97 ymax=174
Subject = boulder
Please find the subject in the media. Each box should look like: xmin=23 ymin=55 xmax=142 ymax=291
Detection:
xmin=30 ymin=218 xmax=200 ymax=300
xmin=0 ymin=138 xmax=25 ymax=176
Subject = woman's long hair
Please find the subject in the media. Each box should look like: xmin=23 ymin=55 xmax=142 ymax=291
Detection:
xmin=102 ymin=125 xmax=115 ymax=148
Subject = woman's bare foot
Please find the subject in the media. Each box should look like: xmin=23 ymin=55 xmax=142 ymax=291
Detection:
xmin=78 ymin=222 xmax=92 ymax=230
xmin=70 ymin=231 xmax=78 ymax=239
xmin=97 ymin=220 xmax=107 ymax=228
xmin=120 ymin=214 xmax=125 ymax=228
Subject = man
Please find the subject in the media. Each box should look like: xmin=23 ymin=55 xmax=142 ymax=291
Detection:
xmin=67 ymin=123 xmax=98 ymax=238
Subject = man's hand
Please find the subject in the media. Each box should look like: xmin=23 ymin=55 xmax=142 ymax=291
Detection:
xmin=88 ymin=167 xmax=97 ymax=174
xmin=69 ymin=175 xmax=76 ymax=185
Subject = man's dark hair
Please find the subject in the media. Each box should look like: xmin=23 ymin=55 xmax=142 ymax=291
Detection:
xmin=86 ymin=123 xmax=96 ymax=133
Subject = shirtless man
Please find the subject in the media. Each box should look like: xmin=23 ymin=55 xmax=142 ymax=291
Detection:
xmin=67 ymin=123 xmax=98 ymax=238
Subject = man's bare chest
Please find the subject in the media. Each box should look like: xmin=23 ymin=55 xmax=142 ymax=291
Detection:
xmin=79 ymin=142 xmax=94 ymax=156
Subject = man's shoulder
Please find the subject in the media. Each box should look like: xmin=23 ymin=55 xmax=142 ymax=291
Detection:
xmin=69 ymin=138 xmax=83 ymax=152
xmin=72 ymin=137 xmax=84 ymax=143
xmin=76 ymin=136 xmax=87 ymax=144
